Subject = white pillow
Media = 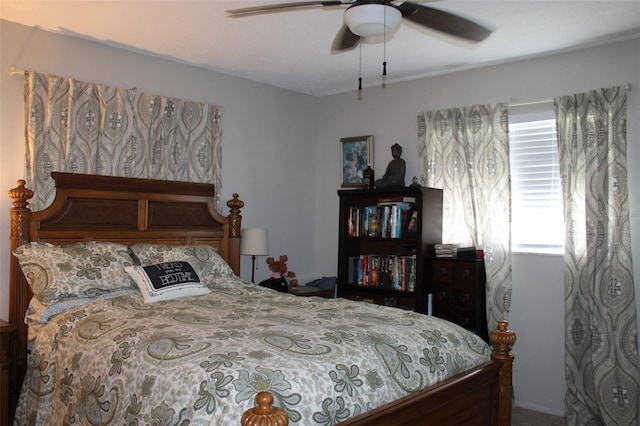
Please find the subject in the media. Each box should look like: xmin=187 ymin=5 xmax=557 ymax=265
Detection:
xmin=125 ymin=261 xmax=209 ymax=303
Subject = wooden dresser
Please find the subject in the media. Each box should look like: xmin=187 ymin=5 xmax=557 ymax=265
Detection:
xmin=431 ymin=258 xmax=488 ymax=341
xmin=0 ymin=319 xmax=16 ymax=426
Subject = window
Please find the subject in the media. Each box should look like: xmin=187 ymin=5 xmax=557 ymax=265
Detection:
xmin=509 ymin=102 xmax=564 ymax=254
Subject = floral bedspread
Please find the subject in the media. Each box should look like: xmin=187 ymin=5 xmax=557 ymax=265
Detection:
xmin=15 ymin=276 xmax=491 ymax=425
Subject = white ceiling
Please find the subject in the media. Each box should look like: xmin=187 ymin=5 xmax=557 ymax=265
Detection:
xmin=2 ymin=1 xmax=639 ymax=96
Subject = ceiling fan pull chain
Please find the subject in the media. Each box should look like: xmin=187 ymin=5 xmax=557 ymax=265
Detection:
xmin=357 ymin=43 xmax=363 ymax=98
xmin=382 ymin=4 xmax=387 ymax=88
xmin=382 ymin=61 xmax=387 ymax=88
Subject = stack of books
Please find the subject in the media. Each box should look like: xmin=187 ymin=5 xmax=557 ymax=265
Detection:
xmin=434 ymin=244 xmax=479 ymax=259
xmin=435 ymin=243 xmax=458 ymax=258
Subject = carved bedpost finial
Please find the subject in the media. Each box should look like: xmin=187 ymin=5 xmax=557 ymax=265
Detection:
xmin=8 ymin=180 xmax=34 ymax=209
xmin=489 ymin=320 xmax=517 ymax=355
xmin=241 ymin=392 xmax=288 ymax=426
xmin=9 ymin=180 xmax=34 ymax=241
xmin=227 ymin=193 xmax=244 ymax=239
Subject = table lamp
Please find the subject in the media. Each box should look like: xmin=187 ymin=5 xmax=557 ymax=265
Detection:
xmin=240 ymin=228 xmax=269 ymax=283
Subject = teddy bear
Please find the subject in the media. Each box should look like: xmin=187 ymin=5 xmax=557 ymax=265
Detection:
xmin=258 ymin=255 xmax=298 ymax=292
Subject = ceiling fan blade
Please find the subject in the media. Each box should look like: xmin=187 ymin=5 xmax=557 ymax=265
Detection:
xmin=226 ymin=1 xmax=347 ymax=16
xmin=397 ymin=1 xmax=492 ymax=42
xmin=331 ymin=24 xmax=360 ymax=52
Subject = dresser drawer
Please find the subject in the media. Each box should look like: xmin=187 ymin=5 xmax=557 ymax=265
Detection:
xmin=453 ymin=313 xmax=471 ymax=329
xmin=433 ymin=282 xmax=453 ymax=305
xmin=452 ymin=308 xmax=476 ymax=330
xmin=452 ymin=286 xmax=477 ymax=308
xmin=453 ymin=262 xmax=481 ymax=285
xmin=432 ymin=260 xmax=453 ymax=283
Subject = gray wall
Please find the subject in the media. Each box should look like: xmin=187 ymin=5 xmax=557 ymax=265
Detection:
xmin=312 ymin=38 xmax=640 ymax=415
xmin=2 ymin=18 xmax=639 ymax=416
xmin=0 ymin=19 xmax=320 ymax=292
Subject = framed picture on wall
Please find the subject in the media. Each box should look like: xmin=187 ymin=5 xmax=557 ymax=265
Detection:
xmin=340 ymin=135 xmax=373 ymax=188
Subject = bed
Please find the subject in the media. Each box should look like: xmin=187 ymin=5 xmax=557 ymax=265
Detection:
xmin=7 ymin=172 xmax=516 ymax=425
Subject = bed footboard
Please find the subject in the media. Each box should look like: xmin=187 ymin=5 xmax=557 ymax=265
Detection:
xmin=241 ymin=321 xmax=516 ymax=426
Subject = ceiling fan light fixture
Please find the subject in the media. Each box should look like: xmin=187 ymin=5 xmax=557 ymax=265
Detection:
xmin=344 ymin=4 xmax=402 ymax=37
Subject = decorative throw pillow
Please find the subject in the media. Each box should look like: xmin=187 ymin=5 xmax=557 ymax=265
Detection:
xmin=13 ymin=241 xmax=136 ymax=305
xmin=125 ymin=261 xmax=209 ymax=303
xmin=130 ymin=244 xmax=234 ymax=278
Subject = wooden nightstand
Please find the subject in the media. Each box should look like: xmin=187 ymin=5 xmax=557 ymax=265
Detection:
xmin=289 ymin=285 xmax=333 ymax=298
xmin=0 ymin=319 xmax=16 ymax=426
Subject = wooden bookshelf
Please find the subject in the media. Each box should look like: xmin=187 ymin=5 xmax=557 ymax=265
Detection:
xmin=337 ymin=187 xmax=443 ymax=313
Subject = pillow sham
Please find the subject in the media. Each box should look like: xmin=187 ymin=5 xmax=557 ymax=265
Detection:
xmin=26 ymin=288 xmax=140 ymax=324
xmin=125 ymin=261 xmax=209 ymax=303
xmin=13 ymin=241 xmax=136 ymax=305
xmin=130 ymin=243 xmax=234 ymax=277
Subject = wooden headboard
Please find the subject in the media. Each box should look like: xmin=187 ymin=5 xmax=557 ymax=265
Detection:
xmin=7 ymin=172 xmax=244 ymax=414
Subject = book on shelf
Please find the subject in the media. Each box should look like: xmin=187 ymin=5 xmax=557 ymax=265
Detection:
xmin=347 ymin=254 xmax=416 ymax=291
xmin=366 ymin=206 xmax=379 ymax=237
xmin=377 ymin=196 xmax=417 ymax=204
xmin=346 ymin=204 xmax=412 ymax=238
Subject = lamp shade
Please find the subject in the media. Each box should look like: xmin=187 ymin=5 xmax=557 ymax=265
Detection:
xmin=344 ymin=3 xmax=402 ymax=37
xmin=240 ymin=228 xmax=269 ymax=256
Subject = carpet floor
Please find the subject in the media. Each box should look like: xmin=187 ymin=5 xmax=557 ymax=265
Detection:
xmin=512 ymin=406 xmax=565 ymax=425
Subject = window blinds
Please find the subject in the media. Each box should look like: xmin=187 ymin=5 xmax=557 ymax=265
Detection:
xmin=509 ymin=103 xmax=564 ymax=254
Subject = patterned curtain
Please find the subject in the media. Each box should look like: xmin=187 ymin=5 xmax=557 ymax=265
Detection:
xmin=24 ymin=71 xmax=223 ymax=211
xmin=555 ymin=86 xmax=639 ymax=426
xmin=417 ymin=103 xmax=511 ymax=330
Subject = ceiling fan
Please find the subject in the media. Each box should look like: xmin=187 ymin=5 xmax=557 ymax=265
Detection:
xmin=226 ymin=0 xmax=492 ymax=53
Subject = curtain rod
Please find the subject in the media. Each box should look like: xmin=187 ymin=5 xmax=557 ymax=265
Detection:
xmin=508 ymin=83 xmax=632 ymax=107
xmin=9 ymin=66 xmax=140 ymax=91
xmin=507 ymin=97 xmax=553 ymax=108
xmin=9 ymin=65 xmax=25 ymax=76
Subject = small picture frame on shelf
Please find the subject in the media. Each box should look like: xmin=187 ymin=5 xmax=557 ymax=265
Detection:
xmin=402 ymin=209 xmax=418 ymax=237
xmin=340 ymin=135 xmax=374 ymax=188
